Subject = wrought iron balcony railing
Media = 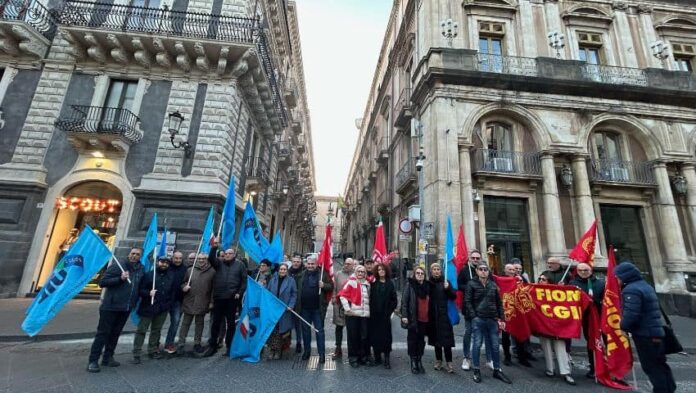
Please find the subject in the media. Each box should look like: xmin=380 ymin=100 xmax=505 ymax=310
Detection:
xmin=60 ymin=0 xmax=255 ymax=42
xmin=0 ymin=0 xmax=58 ymax=40
xmin=589 ymin=159 xmax=656 ymax=185
xmin=472 ymin=149 xmax=542 ymax=177
xmin=477 ymin=54 xmax=538 ymax=77
xmin=245 ymin=155 xmax=270 ymax=184
xmin=395 ymin=158 xmax=417 ymax=194
xmin=394 ymin=87 xmax=412 ymax=128
xmin=55 ymin=105 xmax=142 ymax=143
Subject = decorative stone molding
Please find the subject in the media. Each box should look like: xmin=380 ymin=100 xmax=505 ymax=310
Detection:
xmin=12 ymin=25 xmax=47 ymax=58
xmin=612 ymin=1 xmax=628 ymax=11
xmin=174 ymin=41 xmax=191 ymax=72
xmin=193 ymin=42 xmax=210 ymax=72
xmin=132 ymin=38 xmax=152 ymax=68
xmin=84 ymin=33 xmax=106 ymax=63
xmin=152 ymin=38 xmax=172 ymax=68
xmin=106 ymin=34 xmax=128 ymax=64
xmin=637 ymin=4 xmax=652 ymax=14
xmin=230 ymin=49 xmax=253 ymax=78
xmin=217 ymin=46 xmax=229 ymax=75
xmin=61 ymin=31 xmax=85 ymax=60
xmin=0 ymin=35 xmax=19 ymax=56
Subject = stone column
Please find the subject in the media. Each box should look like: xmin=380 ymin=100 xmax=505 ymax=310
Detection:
xmin=458 ymin=145 xmax=476 ymax=250
xmin=611 ymin=2 xmax=638 ymax=68
xmin=571 ymin=156 xmax=595 ymax=234
xmin=541 ymin=153 xmax=566 ymax=256
xmin=653 ymin=162 xmax=688 ymax=266
xmin=680 ymin=163 xmax=696 ymax=245
xmin=543 ymin=0 xmax=564 ymax=59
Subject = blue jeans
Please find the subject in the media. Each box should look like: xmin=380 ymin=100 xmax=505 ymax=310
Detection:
xmin=300 ymin=308 xmax=325 ymax=356
xmin=294 ymin=313 xmax=303 ymax=347
xmin=164 ymin=301 xmax=182 ymax=347
xmin=463 ymin=317 xmax=492 ymax=361
xmin=472 ymin=317 xmax=501 ymax=370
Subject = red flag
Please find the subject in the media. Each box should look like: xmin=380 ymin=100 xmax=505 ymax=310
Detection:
xmin=599 ymin=246 xmax=634 ymax=382
xmin=338 ymin=275 xmax=363 ymax=306
xmin=454 ymin=225 xmax=468 ymax=309
xmin=372 ymin=221 xmax=387 ymax=263
xmin=317 ymin=224 xmax=333 ymax=278
xmin=569 ymin=220 xmax=598 ymax=266
xmin=588 ymin=299 xmax=633 ymax=390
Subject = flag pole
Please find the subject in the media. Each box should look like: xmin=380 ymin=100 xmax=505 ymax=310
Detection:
xmin=151 ymin=247 xmax=156 ymax=304
xmin=111 ymin=255 xmax=131 ymax=284
xmin=559 ymin=259 xmax=574 ymax=283
xmin=287 ymin=307 xmax=319 ymax=333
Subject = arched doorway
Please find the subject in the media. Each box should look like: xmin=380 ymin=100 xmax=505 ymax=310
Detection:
xmin=35 ymin=181 xmax=123 ymax=294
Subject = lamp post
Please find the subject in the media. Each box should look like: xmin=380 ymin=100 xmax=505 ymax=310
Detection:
xmin=167 ymin=111 xmax=192 ymax=157
xmin=650 ymin=40 xmax=670 ymax=67
xmin=415 ymin=121 xmax=426 ymax=268
xmin=547 ymin=31 xmax=565 ymax=58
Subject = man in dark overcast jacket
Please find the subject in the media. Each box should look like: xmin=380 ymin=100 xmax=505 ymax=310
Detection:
xmin=203 ymin=244 xmax=247 ymax=357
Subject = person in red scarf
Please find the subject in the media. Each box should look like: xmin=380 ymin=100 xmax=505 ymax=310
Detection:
xmin=339 ymin=265 xmax=371 ymax=368
xmin=400 ymin=266 xmax=430 ymax=374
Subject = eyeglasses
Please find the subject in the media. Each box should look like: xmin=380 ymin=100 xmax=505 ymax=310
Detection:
xmin=538 ymin=278 xmax=548 ymax=282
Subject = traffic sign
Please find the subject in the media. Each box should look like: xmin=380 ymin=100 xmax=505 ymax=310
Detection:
xmin=399 ymin=218 xmax=413 ymax=234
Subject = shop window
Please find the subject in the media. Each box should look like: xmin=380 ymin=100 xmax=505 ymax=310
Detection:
xmin=672 ymin=42 xmax=695 ymax=72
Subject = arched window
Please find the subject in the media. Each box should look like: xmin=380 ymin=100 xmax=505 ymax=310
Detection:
xmin=592 ymin=131 xmax=622 ymax=161
xmin=485 ymin=122 xmax=513 ymax=152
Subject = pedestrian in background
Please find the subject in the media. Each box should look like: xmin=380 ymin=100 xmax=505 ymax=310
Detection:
xmin=340 ymin=264 xmax=371 ymax=368
xmin=331 ymin=258 xmax=354 ymax=359
xmin=266 ymin=263 xmax=297 ymax=360
xmin=164 ymin=251 xmax=187 ymax=355
xmin=87 ymin=248 xmax=144 ymax=373
xmin=289 ymin=254 xmax=305 ymax=354
xmin=132 ymin=257 xmax=177 ymax=364
xmin=177 ymin=252 xmax=215 ymax=355
xmin=616 ymin=262 xmax=676 ymax=393
xmin=401 ymin=265 xmax=429 ymax=374
xmin=427 ymin=263 xmax=456 ymax=373
xmin=369 ymin=263 xmax=398 ymax=369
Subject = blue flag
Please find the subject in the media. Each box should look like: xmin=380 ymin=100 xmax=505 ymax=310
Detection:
xmin=157 ymin=227 xmax=168 ymax=258
xmin=22 ymin=227 xmax=112 ymax=336
xmin=221 ymin=177 xmax=236 ymax=250
xmin=200 ymin=207 xmax=215 ymax=255
xmin=141 ymin=213 xmax=158 ymax=271
xmin=239 ymin=201 xmax=271 ymax=263
xmin=263 ymin=231 xmax=284 ymax=264
xmin=445 ymin=215 xmax=460 ymax=326
xmin=230 ymin=278 xmax=287 ymax=363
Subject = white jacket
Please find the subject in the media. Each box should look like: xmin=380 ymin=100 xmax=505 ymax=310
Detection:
xmin=340 ymin=279 xmax=370 ymax=318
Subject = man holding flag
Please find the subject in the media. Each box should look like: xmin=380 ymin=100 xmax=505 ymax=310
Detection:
xmin=571 ymin=262 xmax=605 ymax=378
xmin=87 ymin=247 xmax=145 ymax=372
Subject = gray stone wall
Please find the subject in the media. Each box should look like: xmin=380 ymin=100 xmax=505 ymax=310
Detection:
xmin=0 ymin=69 xmax=41 ymax=164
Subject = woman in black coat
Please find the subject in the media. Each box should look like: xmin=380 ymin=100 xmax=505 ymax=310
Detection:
xmin=369 ymin=263 xmax=398 ymax=369
xmin=427 ymin=262 xmax=456 ymax=373
xmin=400 ymin=266 xmax=430 ymax=374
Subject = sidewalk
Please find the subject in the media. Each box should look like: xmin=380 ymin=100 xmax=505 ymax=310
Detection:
xmin=2 ymin=297 xmax=695 ymax=352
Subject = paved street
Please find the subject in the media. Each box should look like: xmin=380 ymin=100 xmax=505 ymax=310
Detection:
xmin=2 ymin=299 xmax=694 ymax=393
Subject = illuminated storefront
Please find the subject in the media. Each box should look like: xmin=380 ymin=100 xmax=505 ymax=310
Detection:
xmin=35 ymin=181 xmax=123 ymax=294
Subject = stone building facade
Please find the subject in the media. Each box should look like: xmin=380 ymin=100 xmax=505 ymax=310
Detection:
xmin=0 ymin=0 xmax=316 ymax=297
xmin=341 ymin=0 xmax=696 ymax=316
xmin=312 ymin=195 xmax=342 ymax=254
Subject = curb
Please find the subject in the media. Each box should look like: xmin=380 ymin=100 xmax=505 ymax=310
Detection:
xmin=0 ymin=330 xmax=136 ymax=343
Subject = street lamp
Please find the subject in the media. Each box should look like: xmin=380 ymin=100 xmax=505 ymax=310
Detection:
xmin=440 ymin=19 xmax=458 ymax=47
xmin=672 ymin=175 xmax=688 ymax=196
xmin=168 ymin=111 xmax=192 ymax=157
xmin=651 ymin=40 xmax=669 ymax=61
xmin=560 ymin=164 xmax=574 ymax=187
xmin=547 ymin=31 xmax=565 ymax=58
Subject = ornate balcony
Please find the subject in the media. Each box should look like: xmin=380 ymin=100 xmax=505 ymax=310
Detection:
xmin=472 ymin=149 xmax=542 ymax=177
xmin=395 ymin=158 xmax=417 ymax=195
xmin=55 ymin=105 xmax=142 ymax=154
xmin=0 ymin=0 xmax=58 ymax=60
xmin=394 ymin=87 xmax=412 ymax=128
xmin=60 ymin=0 xmax=286 ymax=134
xmin=277 ymin=141 xmax=291 ymax=167
xmin=297 ymin=135 xmax=306 ymax=154
xmin=589 ymin=159 xmax=656 ymax=186
xmin=244 ymin=155 xmax=270 ymax=193
xmin=377 ymin=136 xmax=389 ymax=165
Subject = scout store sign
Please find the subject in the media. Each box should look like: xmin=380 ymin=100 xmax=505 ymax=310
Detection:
xmin=56 ymin=197 xmax=121 ymax=213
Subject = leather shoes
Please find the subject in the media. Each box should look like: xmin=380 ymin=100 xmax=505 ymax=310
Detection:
xmin=101 ymin=357 xmax=120 ymax=367
xmin=301 ymin=352 xmax=310 ymax=361
xmin=503 ymin=357 xmax=512 ymax=366
xmin=564 ymin=375 xmax=576 ymax=385
xmin=130 ymin=356 xmax=141 ymax=365
xmin=519 ymin=359 xmax=532 ymax=368
xmin=493 ymin=369 xmax=512 ymax=384
xmin=86 ymin=362 xmax=100 ymax=373
xmin=318 ymin=355 xmax=326 ymax=364
xmin=473 ymin=369 xmax=482 ymax=383
xmin=295 ymin=344 xmax=302 ymax=354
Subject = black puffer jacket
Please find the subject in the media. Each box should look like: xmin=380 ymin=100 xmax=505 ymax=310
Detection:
xmin=400 ymin=278 xmax=430 ymax=330
xmin=427 ymin=276 xmax=456 ymax=348
xmin=99 ymin=261 xmax=144 ymax=312
xmin=137 ymin=269 xmax=177 ymax=317
xmin=465 ymin=278 xmax=503 ymax=320
xmin=168 ymin=262 xmax=188 ymax=301
xmin=208 ymin=246 xmax=247 ymax=300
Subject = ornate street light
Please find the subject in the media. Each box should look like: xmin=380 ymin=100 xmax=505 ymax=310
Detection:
xmin=672 ymin=175 xmax=688 ymax=196
xmin=168 ymin=111 xmax=192 ymax=157
xmin=440 ymin=19 xmax=458 ymax=47
xmin=560 ymin=164 xmax=574 ymax=187
xmin=650 ymin=40 xmax=670 ymax=61
xmin=547 ymin=31 xmax=565 ymax=58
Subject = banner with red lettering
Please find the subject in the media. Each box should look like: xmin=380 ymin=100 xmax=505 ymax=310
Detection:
xmin=498 ymin=277 xmax=589 ymax=341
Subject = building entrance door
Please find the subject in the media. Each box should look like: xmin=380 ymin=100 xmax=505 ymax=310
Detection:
xmin=484 ymin=196 xmax=533 ymax=277
xmin=600 ymin=204 xmax=652 ymax=284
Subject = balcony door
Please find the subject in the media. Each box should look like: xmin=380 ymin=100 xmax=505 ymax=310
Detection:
xmin=479 ymin=36 xmax=503 ymax=72
xmin=484 ymin=196 xmax=533 ymax=277
xmin=592 ymin=131 xmax=628 ymax=182
xmin=101 ymin=80 xmax=137 ymax=132
xmin=483 ymin=122 xmax=514 ymax=172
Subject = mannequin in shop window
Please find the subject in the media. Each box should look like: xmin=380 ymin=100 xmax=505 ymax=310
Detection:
xmin=58 ymin=228 xmax=80 ymax=260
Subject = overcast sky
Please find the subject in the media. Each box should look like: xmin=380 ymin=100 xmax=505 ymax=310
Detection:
xmin=295 ymin=0 xmax=392 ymax=197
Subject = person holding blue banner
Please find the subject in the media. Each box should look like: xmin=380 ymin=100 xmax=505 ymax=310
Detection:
xmin=164 ymin=251 xmax=187 ymax=355
xmin=203 ymin=243 xmax=248 ymax=357
xmin=87 ymin=247 xmax=145 ymax=373
xmin=131 ymin=256 xmax=178 ymax=364
xmin=426 ymin=263 xmax=456 ymax=373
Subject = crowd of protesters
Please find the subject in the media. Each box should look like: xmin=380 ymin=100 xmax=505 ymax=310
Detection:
xmin=84 ymin=245 xmax=677 ymax=393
